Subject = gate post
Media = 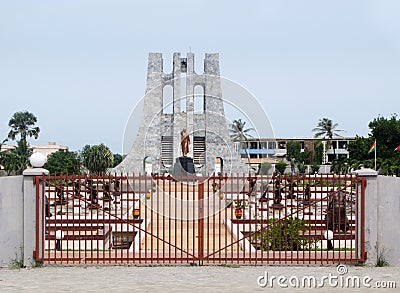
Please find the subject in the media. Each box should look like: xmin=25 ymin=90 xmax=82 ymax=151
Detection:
xmin=353 ymin=168 xmax=378 ymax=265
xmin=22 ymin=154 xmax=49 ymax=267
xmin=198 ymin=180 xmax=204 ymax=265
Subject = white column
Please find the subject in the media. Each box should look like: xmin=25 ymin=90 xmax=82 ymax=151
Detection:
xmin=22 ymin=152 xmax=49 ymax=267
xmin=353 ymin=168 xmax=378 ymax=265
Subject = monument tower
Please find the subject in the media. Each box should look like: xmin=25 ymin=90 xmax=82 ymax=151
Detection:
xmin=114 ymin=52 xmax=247 ymax=175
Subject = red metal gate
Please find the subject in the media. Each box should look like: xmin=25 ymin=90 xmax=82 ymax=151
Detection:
xmin=35 ymin=174 xmax=366 ymax=265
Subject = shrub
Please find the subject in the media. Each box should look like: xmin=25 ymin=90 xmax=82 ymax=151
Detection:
xmin=274 ymin=162 xmax=287 ymax=175
xmin=254 ymin=217 xmax=315 ymax=251
xmin=311 ymin=163 xmax=320 ymax=174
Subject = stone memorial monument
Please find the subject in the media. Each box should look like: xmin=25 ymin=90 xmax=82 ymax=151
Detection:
xmin=112 ymin=52 xmax=247 ymax=176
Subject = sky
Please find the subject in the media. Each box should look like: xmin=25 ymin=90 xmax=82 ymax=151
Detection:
xmin=1 ymin=0 xmax=399 ymax=154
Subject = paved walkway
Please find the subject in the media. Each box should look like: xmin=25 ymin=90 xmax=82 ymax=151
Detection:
xmin=1 ymin=265 xmax=399 ymax=292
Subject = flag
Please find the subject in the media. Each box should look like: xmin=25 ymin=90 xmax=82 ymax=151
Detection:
xmin=368 ymin=142 xmax=376 ymax=154
xmin=395 ymin=145 xmax=400 ymax=151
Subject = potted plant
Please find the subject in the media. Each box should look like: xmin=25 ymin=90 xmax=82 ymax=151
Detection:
xmin=234 ymin=200 xmax=246 ymax=219
xmin=132 ymin=208 xmax=140 ymax=219
xmin=145 ymin=189 xmax=151 ymax=200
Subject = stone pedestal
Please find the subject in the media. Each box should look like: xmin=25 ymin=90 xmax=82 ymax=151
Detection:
xmin=172 ymin=157 xmax=195 ymax=176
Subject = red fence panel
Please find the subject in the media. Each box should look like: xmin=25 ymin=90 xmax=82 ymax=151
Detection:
xmin=35 ymin=173 xmax=366 ymax=265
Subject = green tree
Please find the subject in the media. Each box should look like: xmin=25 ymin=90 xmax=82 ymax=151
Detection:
xmin=113 ymin=153 xmax=125 ymax=167
xmin=44 ymin=150 xmax=81 ymax=175
xmin=346 ymin=115 xmax=400 ymax=175
xmin=297 ymin=150 xmax=311 ymax=174
xmin=0 ymin=137 xmax=9 ymax=169
xmin=286 ymin=141 xmax=301 ymax=174
xmin=313 ymin=141 xmax=324 ymax=165
xmin=368 ymin=114 xmax=400 ymax=160
xmin=311 ymin=163 xmax=320 ymax=174
xmin=229 ymin=119 xmax=254 ymax=166
xmin=1 ymin=151 xmax=20 ymax=175
xmin=347 ymin=136 xmax=374 ymax=161
xmin=1 ymin=111 xmax=40 ymax=174
xmin=312 ymin=118 xmax=343 ymax=157
xmin=8 ymin=111 xmax=40 ymax=144
xmin=286 ymin=141 xmax=301 ymax=163
xmin=275 ymin=162 xmax=287 ymax=175
xmin=81 ymin=144 xmax=114 ymax=175
xmin=0 ymin=140 xmax=32 ymax=175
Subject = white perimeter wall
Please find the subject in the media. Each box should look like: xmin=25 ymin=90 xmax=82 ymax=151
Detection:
xmin=376 ymin=176 xmax=400 ymax=266
xmin=0 ymin=176 xmax=23 ymax=267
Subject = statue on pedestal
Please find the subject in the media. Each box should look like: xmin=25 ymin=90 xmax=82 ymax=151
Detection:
xmin=172 ymin=128 xmax=195 ymax=176
xmin=181 ymin=129 xmax=190 ymax=157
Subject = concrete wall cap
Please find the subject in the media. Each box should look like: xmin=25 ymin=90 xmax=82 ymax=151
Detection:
xmin=352 ymin=168 xmax=378 ymax=176
xmin=23 ymin=168 xmax=49 ymax=176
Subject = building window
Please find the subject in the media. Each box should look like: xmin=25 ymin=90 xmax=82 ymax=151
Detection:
xmin=338 ymin=141 xmax=347 ymax=149
xmin=268 ymin=141 xmax=276 ymax=149
xmin=250 ymin=141 xmax=259 ymax=149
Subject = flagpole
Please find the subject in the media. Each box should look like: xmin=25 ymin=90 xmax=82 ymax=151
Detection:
xmin=374 ymin=139 xmax=377 ymax=170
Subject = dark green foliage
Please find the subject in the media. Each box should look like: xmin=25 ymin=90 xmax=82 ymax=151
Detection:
xmin=274 ymin=162 xmax=287 ymax=175
xmin=346 ymin=114 xmax=400 ymax=175
xmin=296 ymin=161 xmax=307 ymax=175
xmin=313 ymin=141 xmax=324 ymax=164
xmin=8 ymin=111 xmax=40 ymax=143
xmin=347 ymin=136 xmax=374 ymax=161
xmin=81 ymin=144 xmax=114 ymax=175
xmin=112 ymin=153 xmax=125 ymax=167
xmin=44 ymin=150 xmax=80 ymax=175
xmin=286 ymin=141 xmax=301 ymax=163
xmin=299 ymin=150 xmax=311 ymax=165
xmin=1 ymin=111 xmax=40 ymax=175
xmin=369 ymin=114 xmax=400 ymax=159
xmin=286 ymin=141 xmax=311 ymax=174
xmin=311 ymin=163 xmax=320 ymax=174
xmin=0 ymin=140 xmax=31 ymax=175
xmin=255 ymin=218 xmax=315 ymax=251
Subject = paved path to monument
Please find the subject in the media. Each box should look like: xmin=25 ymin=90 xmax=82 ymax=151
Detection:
xmin=1 ymin=265 xmax=399 ymax=292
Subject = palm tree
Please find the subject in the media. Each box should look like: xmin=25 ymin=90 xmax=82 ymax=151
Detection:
xmin=312 ymin=118 xmax=343 ymax=161
xmin=82 ymin=144 xmax=114 ymax=175
xmin=2 ymin=111 xmax=39 ymax=174
xmin=229 ymin=119 xmax=254 ymax=166
xmin=8 ymin=111 xmax=40 ymax=144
